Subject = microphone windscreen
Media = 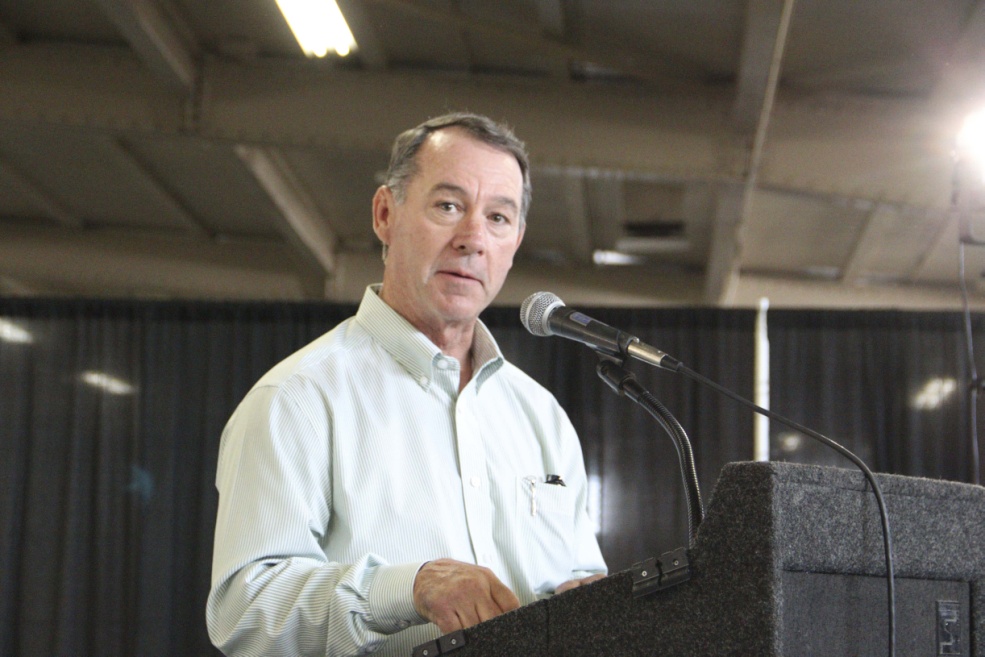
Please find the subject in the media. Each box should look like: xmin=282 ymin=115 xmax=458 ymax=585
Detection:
xmin=520 ymin=291 xmax=564 ymax=336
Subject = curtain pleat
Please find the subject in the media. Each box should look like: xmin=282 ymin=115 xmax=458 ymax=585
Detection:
xmin=767 ymin=310 xmax=983 ymax=483
xmin=1 ymin=299 xmax=980 ymax=656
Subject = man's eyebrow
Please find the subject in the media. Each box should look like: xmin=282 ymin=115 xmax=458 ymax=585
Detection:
xmin=429 ymin=182 xmax=519 ymax=212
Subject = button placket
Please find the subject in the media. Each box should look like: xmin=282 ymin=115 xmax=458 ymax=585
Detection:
xmin=455 ymin=395 xmax=494 ymax=566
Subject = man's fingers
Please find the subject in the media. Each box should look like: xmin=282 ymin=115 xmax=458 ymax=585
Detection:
xmin=555 ymin=573 xmax=606 ymax=594
xmin=555 ymin=579 xmax=578 ymax=594
xmin=489 ymin=579 xmax=521 ymax=613
xmin=475 ymin=597 xmax=506 ymax=624
xmin=414 ymin=559 xmax=519 ymax=631
xmin=455 ymin=607 xmax=479 ymax=632
xmin=433 ymin=611 xmax=463 ymax=635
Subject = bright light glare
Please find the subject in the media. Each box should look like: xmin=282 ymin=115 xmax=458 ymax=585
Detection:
xmin=592 ymin=250 xmax=643 ymax=266
xmin=958 ymin=109 xmax=985 ymax=169
xmin=777 ymin=432 xmax=803 ymax=453
xmin=81 ymin=371 xmax=135 ymax=396
xmin=276 ymin=0 xmax=357 ymax=58
xmin=0 ymin=318 xmax=33 ymax=344
xmin=912 ymin=377 xmax=957 ymax=411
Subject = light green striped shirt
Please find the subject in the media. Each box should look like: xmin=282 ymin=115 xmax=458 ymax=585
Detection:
xmin=207 ymin=285 xmax=606 ymax=657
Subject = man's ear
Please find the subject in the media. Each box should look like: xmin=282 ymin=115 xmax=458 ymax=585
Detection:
xmin=372 ymin=185 xmax=394 ymax=245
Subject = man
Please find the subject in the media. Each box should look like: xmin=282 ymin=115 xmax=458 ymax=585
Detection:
xmin=207 ymin=113 xmax=606 ymax=657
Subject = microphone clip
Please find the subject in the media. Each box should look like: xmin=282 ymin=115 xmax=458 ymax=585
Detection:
xmin=595 ymin=355 xmax=634 ymax=396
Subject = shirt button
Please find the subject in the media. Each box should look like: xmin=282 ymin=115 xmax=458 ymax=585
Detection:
xmin=470 ymin=475 xmax=481 ymax=488
xmin=397 ymin=620 xmax=410 ymax=629
xmin=418 ymin=375 xmax=428 ymax=386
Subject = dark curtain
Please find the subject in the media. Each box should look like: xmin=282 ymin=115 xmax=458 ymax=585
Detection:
xmin=1 ymin=300 xmax=356 ymax=657
xmin=2 ymin=298 xmax=979 ymax=656
xmin=767 ymin=310 xmax=984 ymax=484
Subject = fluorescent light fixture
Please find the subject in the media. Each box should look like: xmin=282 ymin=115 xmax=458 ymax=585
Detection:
xmin=276 ymin=0 xmax=357 ymax=58
xmin=614 ymin=237 xmax=690 ymax=254
xmin=0 ymin=318 xmax=33 ymax=344
xmin=593 ymin=250 xmax=644 ymax=266
xmin=81 ymin=371 xmax=135 ymax=396
xmin=912 ymin=377 xmax=957 ymax=411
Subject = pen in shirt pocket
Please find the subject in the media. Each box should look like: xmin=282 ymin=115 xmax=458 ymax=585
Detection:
xmin=524 ymin=474 xmax=566 ymax=517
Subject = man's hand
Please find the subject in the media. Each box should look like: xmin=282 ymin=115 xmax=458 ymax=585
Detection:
xmin=554 ymin=573 xmax=606 ymax=595
xmin=413 ymin=559 xmax=521 ymax=633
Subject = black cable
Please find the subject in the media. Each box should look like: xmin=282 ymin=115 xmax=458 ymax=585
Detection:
xmin=959 ymin=240 xmax=982 ymax=486
xmin=669 ymin=363 xmax=896 ymax=657
xmin=596 ymin=358 xmax=704 ymax=546
xmin=598 ymin=353 xmax=894 ymax=654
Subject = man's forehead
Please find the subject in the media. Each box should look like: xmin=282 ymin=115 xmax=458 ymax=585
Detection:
xmin=421 ymin=129 xmax=518 ymax=168
xmin=416 ymin=129 xmax=522 ymax=186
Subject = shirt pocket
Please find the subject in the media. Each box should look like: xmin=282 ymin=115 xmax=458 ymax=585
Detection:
xmin=515 ymin=475 xmax=575 ymax=596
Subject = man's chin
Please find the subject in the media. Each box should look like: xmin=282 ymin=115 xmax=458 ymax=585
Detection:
xmin=432 ymin=294 xmax=489 ymax=324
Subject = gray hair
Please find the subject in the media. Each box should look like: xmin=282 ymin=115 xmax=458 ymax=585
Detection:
xmin=384 ymin=112 xmax=532 ymax=230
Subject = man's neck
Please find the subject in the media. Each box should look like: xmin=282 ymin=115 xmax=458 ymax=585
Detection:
xmin=375 ymin=286 xmax=477 ymax=390
xmin=427 ymin=325 xmax=474 ymax=392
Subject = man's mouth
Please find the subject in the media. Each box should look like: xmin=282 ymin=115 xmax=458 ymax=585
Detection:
xmin=439 ymin=270 xmax=480 ymax=283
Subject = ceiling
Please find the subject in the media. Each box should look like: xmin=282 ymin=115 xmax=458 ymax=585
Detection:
xmin=2 ymin=0 xmax=985 ymax=310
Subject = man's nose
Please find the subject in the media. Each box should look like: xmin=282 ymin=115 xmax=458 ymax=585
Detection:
xmin=453 ymin=211 xmax=486 ymax=254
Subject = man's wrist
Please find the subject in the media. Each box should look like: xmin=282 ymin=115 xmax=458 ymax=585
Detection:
xmin=367 ymin=561 xmax=430 ymax=633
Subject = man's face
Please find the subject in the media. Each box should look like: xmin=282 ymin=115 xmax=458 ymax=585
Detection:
xmin=373 ymin=128 xmax=525 ymax=336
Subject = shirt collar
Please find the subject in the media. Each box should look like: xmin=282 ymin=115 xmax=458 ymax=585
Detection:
xmin=354 ymin=285 xmax=504 ymax=391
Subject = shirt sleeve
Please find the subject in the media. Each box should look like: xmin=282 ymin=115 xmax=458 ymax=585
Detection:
xmin=559 ymin=408 xmax=608 ymax=582
xmin=206 ymin=384 xmax=427 ymax=657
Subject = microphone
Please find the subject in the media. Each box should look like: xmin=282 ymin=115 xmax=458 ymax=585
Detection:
xmin=520 ymin=292 xmax=680 ymax=371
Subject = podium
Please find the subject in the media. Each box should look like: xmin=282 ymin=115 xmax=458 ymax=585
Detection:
xmin=413 ymin=461 xmax=985 ymax=656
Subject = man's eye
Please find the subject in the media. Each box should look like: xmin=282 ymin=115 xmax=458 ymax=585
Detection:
xmin=491 ymin=214 xmax=510 ymax=224
xmin=438 ymin=202 xmax=458 ymax=212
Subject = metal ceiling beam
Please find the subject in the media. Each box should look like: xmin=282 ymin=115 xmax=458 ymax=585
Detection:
xmin=732 ymin=0 xmax=786 ymax=134
xmin=531 ymin=0 xmax=569 ymax=77
xmin=704 ymin=0 xmax=795 ymax=305
xmin=0 ymin=275 xmax=48 ymax=296
xmin=235 ymin=145 xmax=338 ymax=283
xmin=534 ymin=0 xmax=566 ymax=37
xmin=734 ymin=271 xmax=985 ymax=310
xmin=0 ymin=44 xmax=726 ymax=173
xmin=0 ymin=43 xmax=956 ymax=211
xmin=0 ymin=224 xmax=309 ymax=299
xmin=0 ymin=155 xmax=83 ymax=228
xmin=372 ymin=0 xmax=703 ymax=86
xmin=335 ymin=0 xmax=388 ymax=70
xmin=832 ymin=201 xmax=950 ymax=286
xmin=91 ymin=0 xmax=199 ymax=91
xmin=932 ymin=0 xmax=985 ymax=104
xmin=105 ymin=136 xmax=212 ymax=235
xmin=0 ymin=44 xmax=187 ymax=132
xmin=0 ymin=18 xmax=16 ymax=49
xmin=702 ymin=183 xmax=746 ymax=303
xmin=839 ymin=202 xmax=895 ymax=284
xmin=558 ymin=175 xmax=593 ymax=263
xmin=787 ymin=57 xmax=924 ymax=90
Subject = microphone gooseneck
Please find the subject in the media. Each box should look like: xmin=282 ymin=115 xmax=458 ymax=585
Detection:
xmin=521 ymin=290 xmax=897 ymax=657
